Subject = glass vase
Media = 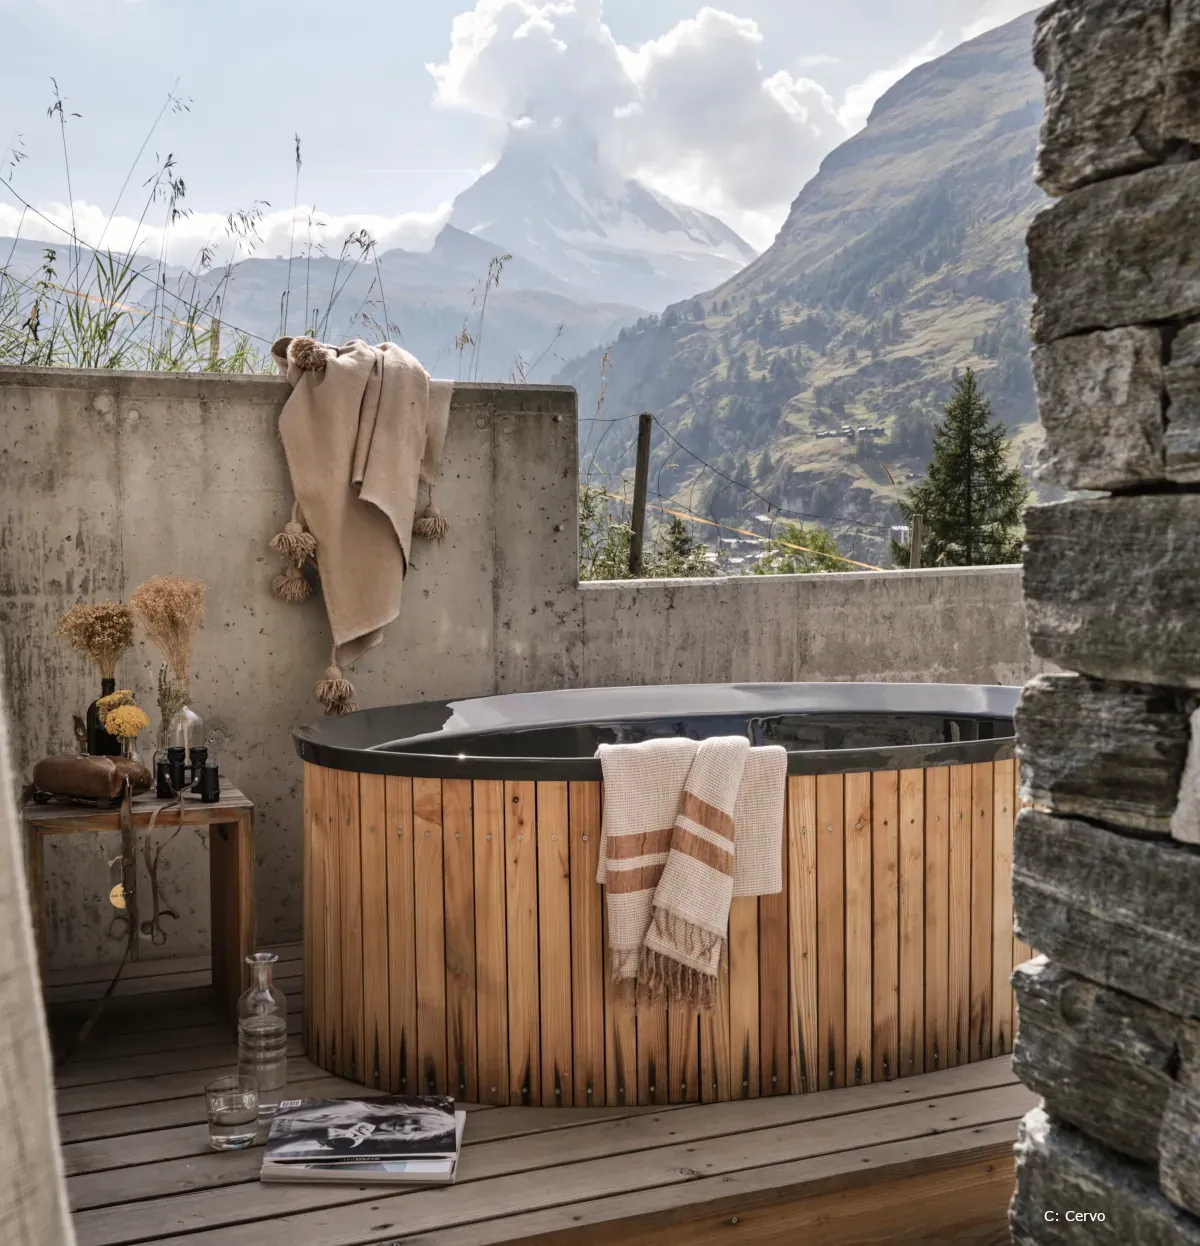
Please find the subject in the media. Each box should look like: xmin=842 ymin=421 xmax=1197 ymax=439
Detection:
xmin=86 ymin=677 xmax=122 ymax=756
xmin=166 ymin=697 xmax=206 ymax=754
xmin=120 ymin=736 xmax=142 ymax=766
xmin=237 ymin=952 xmax=289 ymax=1117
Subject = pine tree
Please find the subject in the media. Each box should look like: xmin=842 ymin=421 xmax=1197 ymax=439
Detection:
xmin=893 ymin=369 xmax=1028 ymax=566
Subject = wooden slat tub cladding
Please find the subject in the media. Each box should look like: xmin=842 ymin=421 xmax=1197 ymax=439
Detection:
xmin=413 ymin=777 xmax=447 ymax=1096
xmin=969 ymin=763 xmax=995 ymax=1064
xmin=787 ymin=776 xmax=818 ymax=1094
xmin=872 ymin=770 xmax=900 ymax=1083
xmin=473 ymin=780 xmax=509 ymax=1105
xmin=358 ymin=773 xmax=389 ymax=1090
xmin=727 ymin=896 xmax=759 ymax=1099
xmin=898 ymin=768 xmax=925 ymax=1078
xmin=536 ymin=782 xmax=572 ymax=1107
xmin=442 ymin=779 xmax=477 ymax=1102
xmin=815 ymin=773 xmax=845 ymax=1091
xmin=505 ymin=781 xmax=540 ymax=1106
xmin=384 ymin=776 xmax=417 ymax=1094
xmin=991 ymin=759 xmax=1016 ymax=1059
xmin=759 ymin=802 xmax=789 ymax=1097
xmin=924 ymin=766 xmax=950 ymax=1073
xmin=844 ymin=772 xmax=873 ymax=1088
xmin=302 ymin=759 xmax=1018 ymax=1106
xmin=947 ymin=764 xmax=973 ymax=1069
xmin=568 ymin=782 xmax=605 ymax=1106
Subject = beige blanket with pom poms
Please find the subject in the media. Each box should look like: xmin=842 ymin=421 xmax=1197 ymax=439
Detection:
xmin=595 ymin=736 xmax=786 ymax=1009
xmin=271 ymin=336 xmax=454 ymax=678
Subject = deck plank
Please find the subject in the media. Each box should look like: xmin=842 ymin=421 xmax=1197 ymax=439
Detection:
xmin=74 ymin=1076 xmax=1032 ymax=1246
xmin=388 ymin=1123 xmax=1018 ymax=1246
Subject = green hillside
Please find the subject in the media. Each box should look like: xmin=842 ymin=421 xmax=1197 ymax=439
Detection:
xmin=558 ymin=11 xmax=1047 ymax=565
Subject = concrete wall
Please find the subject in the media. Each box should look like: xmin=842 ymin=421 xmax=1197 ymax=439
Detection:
xmin=0 ymin=366 xmax=1038 ymax=968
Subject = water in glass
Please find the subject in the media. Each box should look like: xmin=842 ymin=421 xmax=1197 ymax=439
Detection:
xmin=238 ymin=952 xmax=289 ymax=1116
xmin=206 ymin=1075 xmax=258 ymax=1151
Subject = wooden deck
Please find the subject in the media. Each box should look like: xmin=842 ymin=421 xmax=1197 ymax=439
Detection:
xmin=48 ymin=946 xmax=1033 ymax=1245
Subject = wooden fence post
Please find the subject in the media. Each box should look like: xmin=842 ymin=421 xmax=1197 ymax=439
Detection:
xmin=628 ymin=412 xmax=653 ymax=576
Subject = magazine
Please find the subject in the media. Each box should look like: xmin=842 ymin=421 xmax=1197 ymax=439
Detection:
xmin=261 ymin=1095 xmax=465 ymax=1185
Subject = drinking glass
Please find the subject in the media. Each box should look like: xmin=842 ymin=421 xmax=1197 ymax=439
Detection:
xmin=206 ymin=1074 xmax=259 ymax=1151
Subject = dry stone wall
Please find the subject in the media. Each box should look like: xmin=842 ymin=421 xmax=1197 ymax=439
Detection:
xmin=1012 ymin=1 xmax=1200 ymax=1240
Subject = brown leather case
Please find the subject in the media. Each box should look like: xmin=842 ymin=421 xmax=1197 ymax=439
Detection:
xmin=31 ymin=754 xmax=153 ymax=802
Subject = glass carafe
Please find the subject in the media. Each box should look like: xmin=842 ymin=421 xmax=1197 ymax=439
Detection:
xmin=237 ymin=952 xmax=289 ymax=1117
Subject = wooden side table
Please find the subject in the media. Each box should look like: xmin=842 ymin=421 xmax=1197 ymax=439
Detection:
xmin=24 ymin=784 xmax=256 ymax=1017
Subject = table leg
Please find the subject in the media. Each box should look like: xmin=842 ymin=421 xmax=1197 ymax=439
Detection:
xmin=24 ymin=822 xmax=46 ymax=983
xmin=210 ymin=811 xmax=256 ymax=1018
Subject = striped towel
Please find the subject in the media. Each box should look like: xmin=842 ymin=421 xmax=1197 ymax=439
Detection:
xmin=595 ymin=736 xmax=787 ymax=1009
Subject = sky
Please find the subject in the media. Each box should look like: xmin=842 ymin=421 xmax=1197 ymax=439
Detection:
xmin=0 ymin=0 xmax=1038 ymax=264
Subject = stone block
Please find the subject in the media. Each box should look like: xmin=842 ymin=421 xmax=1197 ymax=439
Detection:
xmin=1162 ymin=1020 xmax=1200 ymax=1218
xmin=1031 ymin=326 xmax=1166 ymax=490
xmin=1012 ymin=1108 xmax=1200 ymax=1244
xmin=1016 ymin=673 xmax=1194 ymax=835
xmin=1023 ymin=494 xmax=1200 ymax=688
xmin=1012 ymin=958 xmax=1179 ymax=1164
xmin=1028 ymin=162 xmax=1200 ymax=343
xmin=1013 ymin=809 xmax=1200 ymax=1017
xmin=1172 ymin=708 xmax=1200 ymax=845
xmin=1034 ymin=0 xmax=1167 ymax=197
xmin=1164 ymin=0 xmax=1200 ymax=144
xmin=1166 ymin=323 xmax=1200 ymax=484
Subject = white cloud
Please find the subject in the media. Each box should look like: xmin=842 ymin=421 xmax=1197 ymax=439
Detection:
xmin=961 ymin=0 xmax=1040 ymax=41
xmin=0 ymin=197 xmax=451 ymax=266
xmin=429 ymin=1 xmax=850 ymax=246
xmin=837 ymin=34 xmax=947 ymax=134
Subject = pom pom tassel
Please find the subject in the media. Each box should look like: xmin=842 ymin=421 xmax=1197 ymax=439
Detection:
xmin=289 ymin=335 xmax=329 ymax=373
xmin=272 ymin=562 xmax=312 ymax=603
xmin=315 ymin=661 xmax=357 ymax=716
xmin=270 ymin=500 xmax=317 ymax=563
xmin=413 ymin=485 xmax=450 ymax=541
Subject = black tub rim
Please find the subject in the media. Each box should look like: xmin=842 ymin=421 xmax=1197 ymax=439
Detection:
xmin=293 ymin=681 xmax=1018 ymax=781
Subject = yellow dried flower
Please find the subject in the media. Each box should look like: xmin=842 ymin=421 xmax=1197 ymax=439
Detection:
xmin=96 ymin=689 xmax=134 ymax=726
xmin=103 ymin=705 xmax=150 ymax=739
xmin=57 ymin=602 xmax=134 ymax=679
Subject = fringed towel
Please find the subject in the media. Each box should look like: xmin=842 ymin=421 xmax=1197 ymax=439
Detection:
xmin=269 ymin=336 xmax=454 ymax=713
xmin=595 ymin=736 xmax=787 ymax=1009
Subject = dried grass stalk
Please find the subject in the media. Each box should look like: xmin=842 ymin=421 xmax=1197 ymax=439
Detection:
xmin=156 ymin=663 xmax=187 ymax=724
xmin=57 ymin=602 xmax=134 ymax=679
xmin=130 ymin=575 xmax=206 ymax=684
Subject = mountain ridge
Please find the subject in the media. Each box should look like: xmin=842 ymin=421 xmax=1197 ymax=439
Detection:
xmin=556 ymin=10 xmax=1047 ymax=564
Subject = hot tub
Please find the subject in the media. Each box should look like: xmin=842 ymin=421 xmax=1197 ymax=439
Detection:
xmin=294 ymin=682 xmax=1025 ymax=1107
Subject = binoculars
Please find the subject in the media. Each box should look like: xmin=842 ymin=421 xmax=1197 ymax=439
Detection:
xmin=155 ymin=745 xmax=220 ymax=802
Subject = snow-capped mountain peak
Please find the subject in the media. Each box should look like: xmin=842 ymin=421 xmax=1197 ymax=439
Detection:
xmin=449 ymin=120 xmax=756 ymax=310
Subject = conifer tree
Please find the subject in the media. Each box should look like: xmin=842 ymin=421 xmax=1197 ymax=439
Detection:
xmin=752 ymin=521 xmax=848 ymax=575
xmin=892 ymin=369 xmax=1028 ymax=566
